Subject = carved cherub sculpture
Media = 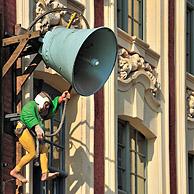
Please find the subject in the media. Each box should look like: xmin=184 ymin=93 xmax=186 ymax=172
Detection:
xmin=118 ymin=48 xmax=132 ymax=79
xmin=189 ymin=91 xmax=194 ymax=117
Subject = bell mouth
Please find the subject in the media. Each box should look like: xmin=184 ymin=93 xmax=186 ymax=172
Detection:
xmin=73 ymin=27 xmax=117 ymax=96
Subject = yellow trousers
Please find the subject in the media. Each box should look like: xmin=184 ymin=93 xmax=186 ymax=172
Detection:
xmin=15 ymin=128 xmax=48 ymax=174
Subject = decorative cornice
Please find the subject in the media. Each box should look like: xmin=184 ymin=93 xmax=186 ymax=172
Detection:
xmin=118 ymin=48 xmax=160 ymax=91
xmin=117 ymin=28 xmax=160 ymax=67
xmin=118 ymin=47 xmax=161 ymax=112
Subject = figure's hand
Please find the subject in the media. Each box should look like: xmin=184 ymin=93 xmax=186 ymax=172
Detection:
xmin=35 ymin=125 xmax=44 ymax=140
xmin=59 ymin=91 xmax=71 ymax=104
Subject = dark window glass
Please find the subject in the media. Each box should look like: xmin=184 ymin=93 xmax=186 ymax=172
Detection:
xmin=117 ymin=0 xmax=144 ymax=39
xmin=186 ymin=0 xmax=194 ymax=74
xmin=118 ymin=119 xmax=147 ymax=194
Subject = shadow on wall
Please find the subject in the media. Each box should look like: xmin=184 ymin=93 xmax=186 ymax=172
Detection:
xmin=65 ymin=94 xmax=116 ymax=194
xmin=65 ymin=95 xmax=94 ymax=194
xmin=147 ymin=138 xmax=155 ymax=162
xmin=105 ymin=185 xmax=116 ymax=194
xmin=68 ymin=146 xmax=93 ymax=194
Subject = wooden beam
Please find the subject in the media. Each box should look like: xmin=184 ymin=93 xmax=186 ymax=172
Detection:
xmin=2 ymin=31 xmax=40 ymax=47
xmin=2 ymin=31 xmax=41 ymax=78
xmin=2 ymin=39 xmax=28 ymax=77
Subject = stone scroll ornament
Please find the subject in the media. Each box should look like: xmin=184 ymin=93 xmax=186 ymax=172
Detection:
xmin=118 ymin=48 xmax=161 ymax=98
xmin=35 ymin=0 xmax=82 ymax=33
xmin=187 ymin=89 xmax=194 ymax=119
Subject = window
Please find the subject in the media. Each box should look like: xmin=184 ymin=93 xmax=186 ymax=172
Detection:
xmin=117 ymin=0 xmax=144 ymax=39
xmin=186 ymin=0 xmax=194 ymax=74
xmin=33 ymin=80 xmax=67 ymax=194
xmin=118 ymin=120 xmax=147 ymax=194
xmin=42 ymin=104 xmax=66 ymax=194
xmin=189 ymin=154 xmax=194 ymax=194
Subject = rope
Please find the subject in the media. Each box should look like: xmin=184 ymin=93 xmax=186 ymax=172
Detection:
xmin=44 ymin=85 xmax=72 ymax=137
xmin=44 ymin=100 xmax=67 ymax=137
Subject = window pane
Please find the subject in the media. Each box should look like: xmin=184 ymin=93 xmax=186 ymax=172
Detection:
xmin=128 ymin=17 xmax=132 ymax=35
xmin=189 ymin=154 xmax=194 ymax=194
xmin=134 ymin=22 xmax=139 ymax=37
xmin=118 ymin=147 xmax=123 ymax=166
xmin=44 ymin=120 xmax=51 ymax=132
xmin=137 ymin=177 xmax=145 ymax=194
xmin=117 ymin=0 xmax=143 ymax=39
xmin=186 ymin=8 xmax=191 ymax=72
xmin=128 ymin=0 xmax=132 ymax=17
xmin=137 ymin=132 xmax=146 ymax=154
xmin=42 ymin=180 xmax=58 ymax=194
xmin=134 ymin=0 xmax=139 ymax=21
xmin=118 ymin=168 xmax=126 ymax=191
xmin=137 ymin=154 xmax=145 ymax=177
xmin=131 ymin=151 xmax=136 ymax=173
xmin=130 ymin=128 xmax=136 ymax=149
xmin=118 ymin=120 xmax=127 ymax=191
xmin=118 ymin=123 xmax=124 ymax=144
xmin=118 ymin=121 xmax=147 ymax=194
xmin=118 ymin=168 xmax=124 ymax=190
xmin=52 ymin=147 xmax=64 ymax=169
xmin=131 ymin=174 xmax=136 ymax=194
xmin=54 ymin=110 xmax=60 ymax=121
xmin=117 ymin=0 xmax=123 ymax=28
xmin=186 ymin=1 xmax=194 ymax=74
xmin=52 ymin=124 xmax=62 ymax=144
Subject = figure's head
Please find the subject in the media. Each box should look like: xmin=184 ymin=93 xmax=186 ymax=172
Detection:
xmin=34 ymin=92 xmax=52 ymax=118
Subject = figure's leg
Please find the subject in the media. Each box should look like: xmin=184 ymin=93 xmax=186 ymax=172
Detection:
xmin=39 ymin=144 xmax=59 ymax=181
xmin=10 ymin=129 xmax=36 ymax=183
xmin=39 ymin=143 xmax=48 ymax=175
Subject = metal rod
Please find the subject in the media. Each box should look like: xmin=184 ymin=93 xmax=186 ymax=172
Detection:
xmin=27 ymin=7 xmax=90 ymax=30
xmin=66 ymin=12 xmax=77 ymax=29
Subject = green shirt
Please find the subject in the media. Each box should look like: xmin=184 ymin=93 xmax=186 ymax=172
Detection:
xmin=20 ymin=96 xmax=60 ymax=129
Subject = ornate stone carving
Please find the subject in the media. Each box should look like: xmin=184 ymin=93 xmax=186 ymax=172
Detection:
xmin=187 ymin=88 xmax=194 ymax=119
xmin=35 ymin=0 xmax=82 ymax=33
xmin=118 ymin=48 xmax=160 ymax=97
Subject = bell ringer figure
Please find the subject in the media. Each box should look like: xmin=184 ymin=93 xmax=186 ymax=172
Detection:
xmin=10 ymin=90 xmax=71 ymax=183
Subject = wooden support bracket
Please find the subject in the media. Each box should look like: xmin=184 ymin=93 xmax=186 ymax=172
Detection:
xmin=2 ymin=31 xmax=41 ymax=77
xmin=2 ymin=31 xmax=40 ymax=47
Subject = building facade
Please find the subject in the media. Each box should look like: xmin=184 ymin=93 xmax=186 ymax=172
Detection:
xmin=0 ymin=0 xmax=193 ymax=194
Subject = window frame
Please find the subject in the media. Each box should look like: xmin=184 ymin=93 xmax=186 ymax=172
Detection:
xmin=117 ymin=0 xmax=144 ymax=39
xmin=33 ymin=80 xmax=67 ymax=194
xmin=41 ymin=104 xmax=67 ymax=194
xmin=188 ymin=154 xmax=194 ymax=194
xmin=186 ymin=0 xmax=194 ymax=74
xmin=118 ymin=119 xmax=147 ymax=194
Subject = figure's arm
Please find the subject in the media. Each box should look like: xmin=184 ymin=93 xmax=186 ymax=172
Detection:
xmin=50 ymin=91 xmax=71 ymax=115
xmin=35 ymin=125 xmax=44 ymax=140
xmin=58 ymin=91 xmax=71 ymax=104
